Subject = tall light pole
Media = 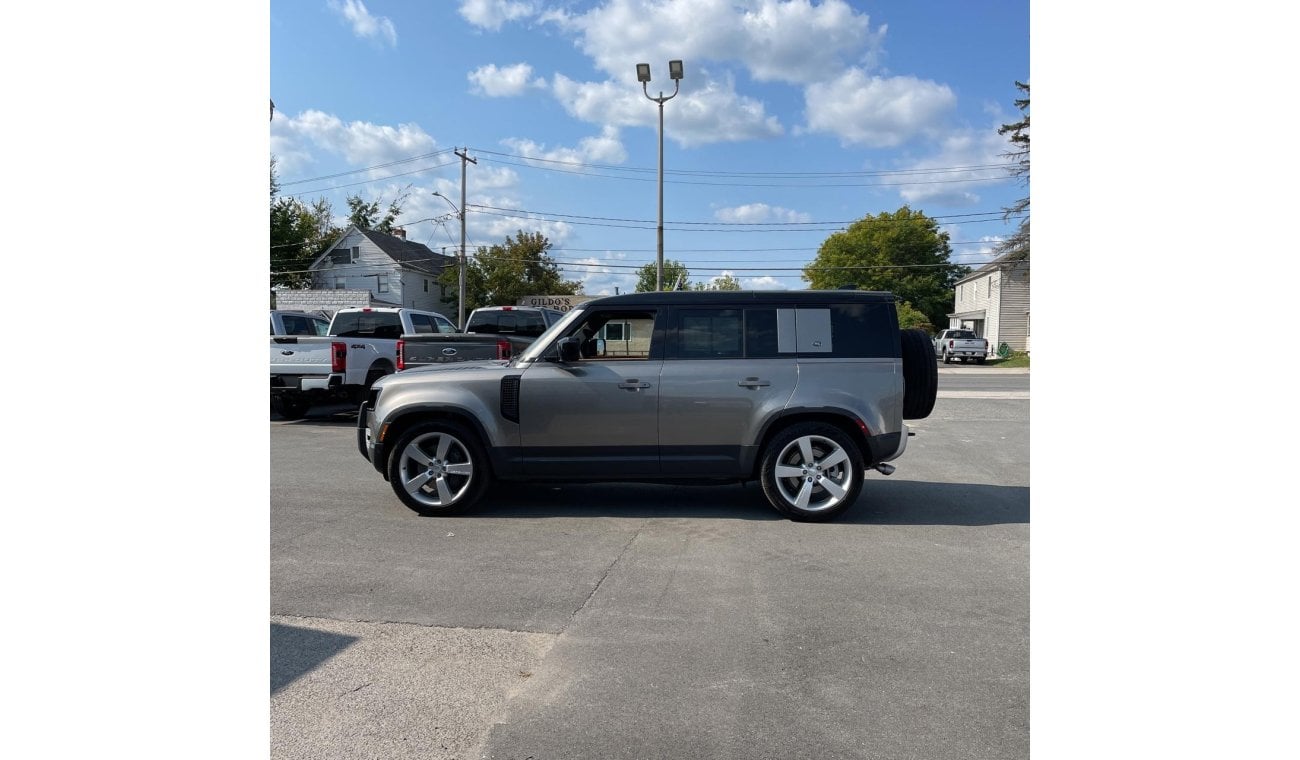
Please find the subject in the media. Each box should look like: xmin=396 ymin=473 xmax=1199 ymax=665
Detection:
xmin=637 ymin=59 xmax=683 ymax=291
xmin=432 ymin=191 xmax=467 ymax=328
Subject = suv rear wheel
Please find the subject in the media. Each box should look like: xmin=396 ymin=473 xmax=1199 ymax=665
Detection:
xmin=759 ymin=422 xmax=864 ymax=522
xmin=386 ymin=421 xmax=487 ymax=515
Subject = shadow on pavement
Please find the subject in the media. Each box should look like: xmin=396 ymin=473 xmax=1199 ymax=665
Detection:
xmin=467 ymin=480 xmax=1028 ymax=526
xmin=271 ymin=622 xmax=359 ymax=694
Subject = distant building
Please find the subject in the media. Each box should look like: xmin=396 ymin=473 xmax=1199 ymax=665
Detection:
xmin=304 ymin=226 xmax=457 ymax=313
xmin=947 ymin=252 xmax=1030 ymax=353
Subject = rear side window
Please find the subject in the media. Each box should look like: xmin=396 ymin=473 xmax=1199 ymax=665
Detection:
xmin=408 ymin=314 xmax=436 ymax=334
xmin=330 ymin=311 xmax=402 ymax=339
xmin=826 ymin=302 xmax=899 ymax=358
xmin=465 ymin=312 xmax=498 ymax=333
xmin=678 ymin=309 xmax=743 ymax=358
xmin=671 ymin=302 xmax=898 ymax=359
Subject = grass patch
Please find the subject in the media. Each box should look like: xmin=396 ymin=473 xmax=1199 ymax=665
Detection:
xmin=988 ymin=351 xmax=1030 ymax=368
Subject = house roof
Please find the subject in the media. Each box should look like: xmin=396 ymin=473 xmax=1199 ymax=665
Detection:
xmin=954 ymin=250 xmax=1028 ymax=286
xmin=310 ymin=226 xmax=455 ymax=275
xmin=359 ymin=228 xmax=454 ymax=275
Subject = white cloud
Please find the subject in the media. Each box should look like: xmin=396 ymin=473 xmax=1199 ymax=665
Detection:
xmin=897 ymin=124 xmax=1015 ymax=206
xmin=502 ymin=126 xmax=628 ymax=165
xmin=740 ymin=275 xmax=786 ymax=290
xmin=459 ymin=0 xmax=536 ymax=31
xmin=328 ymin=0 xmax=397 ymax=46
xmin=274 ymin=110 xmax=437 ymax=172
xmin=561 ymin=0 xmax=880 ymax=85
xmin=568 ymin=253 xmax=637 ymax=296
xmin=714 ymin=203 xmax=811 ymax=224
xmin=803 ymin=68 xmax=956 ymax=147
xmin=552 ymin=71 xmax=782 ymax=147
xmin=468 ymin=63 xmax=545 ymax=97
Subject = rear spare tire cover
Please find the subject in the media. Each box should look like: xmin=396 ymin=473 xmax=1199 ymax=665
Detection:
xmin=901 ymin=328 xmax=938 ymax=419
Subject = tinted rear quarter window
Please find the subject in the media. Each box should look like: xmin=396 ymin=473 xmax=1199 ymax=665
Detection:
xmin=827 ymin=302 xmax=899 ymax=358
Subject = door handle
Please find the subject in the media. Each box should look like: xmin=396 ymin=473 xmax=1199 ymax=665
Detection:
xmin=618 ymin=380 xmax=651 ymax=390
xmin=738 ymin=378 xmax=771 ymax=388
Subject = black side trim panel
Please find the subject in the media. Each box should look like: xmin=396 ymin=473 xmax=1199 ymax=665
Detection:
xmin=660 ymin=445 xmax=747 ymax=478
xmin=867 ymin=432 xmax=901 ymax=462
xmin=500 ymin=375 xmax=521 ymax=422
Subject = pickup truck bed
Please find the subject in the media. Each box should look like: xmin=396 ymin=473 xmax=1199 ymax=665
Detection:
xmin=398 ymin=334 xmax=516 ymax=368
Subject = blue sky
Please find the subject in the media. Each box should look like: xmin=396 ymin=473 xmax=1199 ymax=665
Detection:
xmin=271 ymin=0 xmax=1029 ymax=294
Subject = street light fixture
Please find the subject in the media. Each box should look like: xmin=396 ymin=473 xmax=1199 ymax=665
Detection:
xmin=432 ymin=191 xmax=467 ymax=328
xmin=637 ymin=59 xmax=684 ymax=291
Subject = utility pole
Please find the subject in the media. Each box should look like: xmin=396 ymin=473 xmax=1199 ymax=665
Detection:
xmin=455 ymin=148 xmax=477 ymax=329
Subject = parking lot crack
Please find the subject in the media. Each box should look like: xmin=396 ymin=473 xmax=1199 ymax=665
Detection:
xmin=568 ymin=522 xmax=643 ymax=625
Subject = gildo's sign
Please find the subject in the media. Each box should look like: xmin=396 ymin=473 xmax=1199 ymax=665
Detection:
xmin=517 ymin=295 xmax=596 ymax=313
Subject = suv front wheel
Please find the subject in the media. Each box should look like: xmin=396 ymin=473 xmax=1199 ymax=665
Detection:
xmin=759 ymin=422 xmax=864 ymax=522
xmin=386 ymin=421 xmax=488 ymax=515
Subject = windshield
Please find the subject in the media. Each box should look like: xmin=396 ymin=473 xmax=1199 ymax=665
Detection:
xmin=516 ymin=306 xmax=589 ymax=362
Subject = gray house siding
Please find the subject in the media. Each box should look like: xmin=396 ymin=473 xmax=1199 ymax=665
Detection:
xmin=307 ymin=227 xmax=455 ymax=316
xmin=949 ymin=253 xmax=1030 ymax=354
xmin=996 ymin=261 xmax=1030 ymax=352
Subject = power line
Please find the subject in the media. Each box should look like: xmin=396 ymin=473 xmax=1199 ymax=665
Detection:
xmin=468 ymin=203 xmax=1021 ymax=231
xmin=277 ymin=149 xmax=455 ymax=186
xmin=283 ymin=160 xmax=460 ymax=198
xmin=471 ymin=154 xmax=1012 ymax=188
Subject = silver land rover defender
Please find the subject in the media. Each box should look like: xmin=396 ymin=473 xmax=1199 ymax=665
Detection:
xmin=357 ymin=291 xmax=938 ymax=521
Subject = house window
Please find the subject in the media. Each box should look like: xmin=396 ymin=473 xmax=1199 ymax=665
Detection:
xmin=334 ymin=278 xmax=346 ymax=289
xmin=378 ymin=274 xmax=389 ymax=294
xmin=329 ymin=246 xmax=360 ymax=265
xmin=423 ymin=279 xmax=429 ymax=293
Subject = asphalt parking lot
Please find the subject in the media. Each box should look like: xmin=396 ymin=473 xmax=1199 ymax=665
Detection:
xmin=271 ymin=368 xmax=1029 ymax=759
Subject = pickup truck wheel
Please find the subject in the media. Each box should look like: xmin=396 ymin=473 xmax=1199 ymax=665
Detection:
xmin=901 ymin=328 xmax=938 ymax=419
xmin=941 ymin=349 xmax=951 ymax=364
xmin=272 ymin=397 xmax=310 ymax=420
xmin=759 ymin=423 xmax=863 ymax=522
xmin=386 ymin=421 xmax=487 ymax=515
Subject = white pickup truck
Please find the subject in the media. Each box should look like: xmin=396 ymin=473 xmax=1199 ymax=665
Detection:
xmin=271 ymin=306 xmax=457 ymax=419
xmin=933 ymin=328 xmax=989 ymax=364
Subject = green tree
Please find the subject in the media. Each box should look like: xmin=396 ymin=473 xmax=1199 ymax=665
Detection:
xmin=994 ymin=80 xmax=1029 ymax=262
xmin=709 ymin=273 xmax=743 ymax=291
xmin=439 ymin=230 xmax=581 ymax=312
xmin=690 ymin=272 xmax=742 ymax=291
xmin=803 ymin=206 xmax=968 ymax=330
xmin=635 ymin=259 xmax=692 ymax=292
xmin=896 ymin=301 xmax=933 ymax=332
xmin=270 ymin=158 xmax=341 ymax=288
xmin=346 ymin=190 xmax=409 ymax=233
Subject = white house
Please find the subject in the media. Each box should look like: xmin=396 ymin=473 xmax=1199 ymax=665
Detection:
xmin=305 ymin=226 xmax=457 ymax=313
xmin=947 ymin=252 xmax=1030 ymax=354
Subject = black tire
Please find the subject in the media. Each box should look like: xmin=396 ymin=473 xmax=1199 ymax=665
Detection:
xmin=385 ymin=420 xmax=489 ymax=516
xmin=272 ymin=396 xmax=311 ymax=420
xmin=759 ymin=422 xmax=863 ymax=522
xmin=900 ymin=328 xmax=938 ymax=419
xmin=352 ymin=365 xmax=393 ymax=404
xmin=942 ymin=349 xmax=951 ymax=364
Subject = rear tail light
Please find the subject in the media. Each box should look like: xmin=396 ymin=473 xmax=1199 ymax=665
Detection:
xmin=331 ymin=341 xmax=347 ymax=372
xmin=396 ymin=339 xmax=406 ymax=371
xmin=948 ymin=339 xmax=954 ymax=348
xmin=496 ymin=339 xmax=511 ymax=359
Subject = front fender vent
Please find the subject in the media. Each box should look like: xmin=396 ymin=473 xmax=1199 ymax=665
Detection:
xmin=500 ymin=375 xmax=521 ymax=423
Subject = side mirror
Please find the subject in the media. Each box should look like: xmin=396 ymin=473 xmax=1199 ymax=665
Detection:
xmin=557 ymin=336 xmax=581 ymax=363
